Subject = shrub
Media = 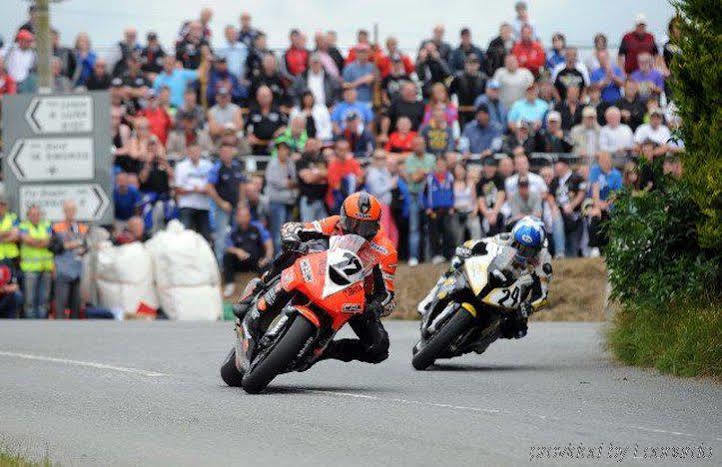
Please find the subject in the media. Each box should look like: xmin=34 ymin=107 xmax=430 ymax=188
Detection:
xmin=670 ymin=0 xmax=722 ymax=250
xmin=605 ymin=177 xmax=722 ymax=308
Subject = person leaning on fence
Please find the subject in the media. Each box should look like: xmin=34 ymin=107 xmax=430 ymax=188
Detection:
xmin=52 ymin=200 xmax=89 ymax=319
xmin=19 ymin=206 xmax=53 ymax=319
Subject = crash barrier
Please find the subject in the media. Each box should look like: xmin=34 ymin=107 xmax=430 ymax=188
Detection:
xmin=94 ymin=239 xmax=160 ymax=316
xmin=82 ymin=221 xmax=221 ymax=319
xmin=146 ymin=220 xmax=222 ymax=320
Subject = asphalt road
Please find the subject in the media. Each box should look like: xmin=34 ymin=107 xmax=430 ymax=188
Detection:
xmin=0 ymin=321 xmax=720 ymax=466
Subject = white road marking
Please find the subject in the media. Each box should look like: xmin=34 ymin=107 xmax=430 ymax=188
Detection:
xmin=303 ymin=389 xmax=501 ymax=414
xmin=0 ymin=351 xmax=168 ymax=377
xmin=628 ymin=425 xmax=696 ymax=438
xmin=302 ymin=389 xmax=721 ymax=442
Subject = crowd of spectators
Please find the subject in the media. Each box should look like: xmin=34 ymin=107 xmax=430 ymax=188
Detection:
xmin=0 ymin=2 xmax=686 ymax=314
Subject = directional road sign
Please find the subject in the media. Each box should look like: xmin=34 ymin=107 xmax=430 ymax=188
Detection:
xmin=19 ymin=184 xmax=111 ymax=222
xmin=2 ymin=92 xmax=113 ymax=223
xmin=7 ymin=137 xmax=94 ymax=181
xmin=24 ymin=94 xmax=94 ymax=134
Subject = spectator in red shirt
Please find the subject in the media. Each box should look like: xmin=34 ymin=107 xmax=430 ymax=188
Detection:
xmin=618 ymin=13 xmax=659 ymax=74
xmin=326 ymin=139 xmax=364 ymax=211
xmin=283 ymin=29 xmax=309 ymax=78
xmin=346 ymin=29 xmax=373 ymax=64
xmin=512 ymin=24 xmax=546 ymax=77
xmin=376 ymin=37 xmax=415 ymax=78
xmin=0 ymin=56 xmax=18 ymax=96
xmin=385 ymin=116 xmax=417 ymax=153
xmin=139 ymin=90 xmax=172 ymax=145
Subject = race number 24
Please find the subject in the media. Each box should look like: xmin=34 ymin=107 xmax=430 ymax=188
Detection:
xmin=498 ymin=287 xmax=520 ymax=308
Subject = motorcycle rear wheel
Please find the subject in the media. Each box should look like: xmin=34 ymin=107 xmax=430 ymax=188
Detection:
xmin=241 ymin=315 xmax=316 ymax=394
xmin=412 ymin=308 xmax=475 ymax=370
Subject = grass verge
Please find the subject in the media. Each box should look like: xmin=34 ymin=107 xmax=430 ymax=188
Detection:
xmin=606 ymin=301 xmax=722 ymax=378
xmin=0 ymin=451 xmax=52 ymax=467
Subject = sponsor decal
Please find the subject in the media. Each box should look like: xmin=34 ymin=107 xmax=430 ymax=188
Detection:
xmin=342 ymin=303 xmax=363 ymax=313
xmin=281 ymin=269 xmax=294 ymax=289
xmin=522 ymin=233 xmax=533 ymax=244
xmin=369 ymin=242 xmax=388 ymax=255
xmin=343 ymin=282 xmax=364 ymax=296
xmin=300 ymin=259 xmax=313 ymax=282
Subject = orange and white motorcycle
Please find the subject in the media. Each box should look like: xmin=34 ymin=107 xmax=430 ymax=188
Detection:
xmin=221 ymin=234 xmax=373 ymax=393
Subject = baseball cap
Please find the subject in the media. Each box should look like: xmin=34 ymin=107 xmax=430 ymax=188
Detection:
xmin=16 ymin=29 xmax=34 ymax=42
xmin=635 ymin=13 xmax=647 ymax=25
xmin=214 ymin=55 xmax=227 ymax=63
xmin=390 ymin=53 xmax=402 ymax=62
xmin=147 ymin=89 xmax=158 ymax=98
xmin=546 ymin=110 xmax=561 ymax=122
xmin=650 ymin=108 xmax=664 ymax=117
xmin=147 ymin=32 xmax=158 ymax=41
xmin=111 ymin=77 xmax=123 ymax=88
xmin=475 ymin=103 xmax=490 ymax=114
xmin=217 ymin=87 xmax=230 ymax=96
xmin=482 ymin=156 xmax=497 ymax=167
xmin=487 ymin=80 xmax=501 ymax=89
xmin=465 ymin=54 xmax=480 ymax=63
xmin=582 ymin=106 xmax=597 ymax=118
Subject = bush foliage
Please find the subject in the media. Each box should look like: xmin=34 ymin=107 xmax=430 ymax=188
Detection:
xmin=604 ymin=0 xmax=722 ymax=377
xmin=605 ymin=178 xmax=722 ymax=308
xmin=670 ymin=0 xmax=722 ymax=249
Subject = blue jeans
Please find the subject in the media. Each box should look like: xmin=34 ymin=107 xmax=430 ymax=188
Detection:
xmin=23 ymin=271 xmax=51 ymax=319
xmin=269 ymin=202 xmax=293 ymax=254
xmin=213 ymin=205 xmax=232 ymax=265
xmin=408 ymin=194 xmax=424 ymax=261
xmin=299 ymin=196 xmax=327 ymax=222
xmin=0 ymin=290 xmax=23 ymax=319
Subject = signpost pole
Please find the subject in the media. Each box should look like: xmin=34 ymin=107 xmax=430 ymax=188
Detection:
xmin=34 ymin=0 xmax=53 ymax=93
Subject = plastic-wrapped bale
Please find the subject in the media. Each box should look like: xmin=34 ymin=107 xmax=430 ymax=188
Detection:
xmin=95 ymin=240 xmax=160 ymax=315
xmin=146 ymin=220 xmax=222 ymax=320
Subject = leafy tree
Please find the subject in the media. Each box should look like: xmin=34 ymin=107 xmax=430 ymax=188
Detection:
xmin=670 ymin=0 xmax=722 ymax=249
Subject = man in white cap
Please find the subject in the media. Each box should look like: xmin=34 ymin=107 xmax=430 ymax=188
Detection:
xmin=618 ymin=13 xmax=659 ymax=74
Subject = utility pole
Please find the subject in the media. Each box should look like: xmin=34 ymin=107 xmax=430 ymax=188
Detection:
xmin=33 ymin=0 xmax=52 ymax=93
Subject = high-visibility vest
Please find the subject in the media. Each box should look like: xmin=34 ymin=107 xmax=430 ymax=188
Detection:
xmin=0 ymin=212 xmax=19 ymax=260
xmin=19 ymin=220 xmax=54 ymax=272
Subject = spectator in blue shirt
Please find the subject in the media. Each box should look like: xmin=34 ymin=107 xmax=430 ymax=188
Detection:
xmin=331 ymin=88 xmax=374 ymax=135
xmin=206 ymin=56 xmax=247 ymax=107
xmin=221 ymin=204 xmax=273 ymax=298
xmin=507 ymin=82 xmax=549 ymax=131
xmin=342 ymin=44 xmax=376 ymax=103
xmin=423 ymin=155 xmax=455 ymax=263
xmin=590 ymin=50 xmax=625 ymax=104
xmin=588 ymin=151 xmax=622 ymax=252
xmin=545 ymin=33 xmax=566 ymax=70
xmin=473 ymin=80 xmax=508 ymax=129
xmin=153 ymin=56 xmax=204 ymax=108
xmin=461 ymin=104 xmax=503 ymax=158
xmin=217 ymin=25 xmax=248 ymax=80
xmin=113 ymin=172 xmax=142 ymax=224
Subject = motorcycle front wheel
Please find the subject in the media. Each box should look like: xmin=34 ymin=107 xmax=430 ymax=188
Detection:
xmin=220 ymin=347 xmax=244 ymax=387
xmin=412 ymin=307 xmax=475 ymax=371
xmin=241 ymin=315 xmax=316 ymax=394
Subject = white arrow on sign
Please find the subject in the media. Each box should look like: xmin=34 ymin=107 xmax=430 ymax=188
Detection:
xmin=19 ymin=184 xmax=111 ymax=222
xmin=24 ymin=95 xmax=94 ymax=134
xmin=8 ymin=138 xmax=95 ymax=182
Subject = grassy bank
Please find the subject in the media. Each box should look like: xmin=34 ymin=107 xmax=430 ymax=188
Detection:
xmin=0 ymin=451 xmax=51 ymax=467
xmin=607 ymin=302 xmax=722 ymax=378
